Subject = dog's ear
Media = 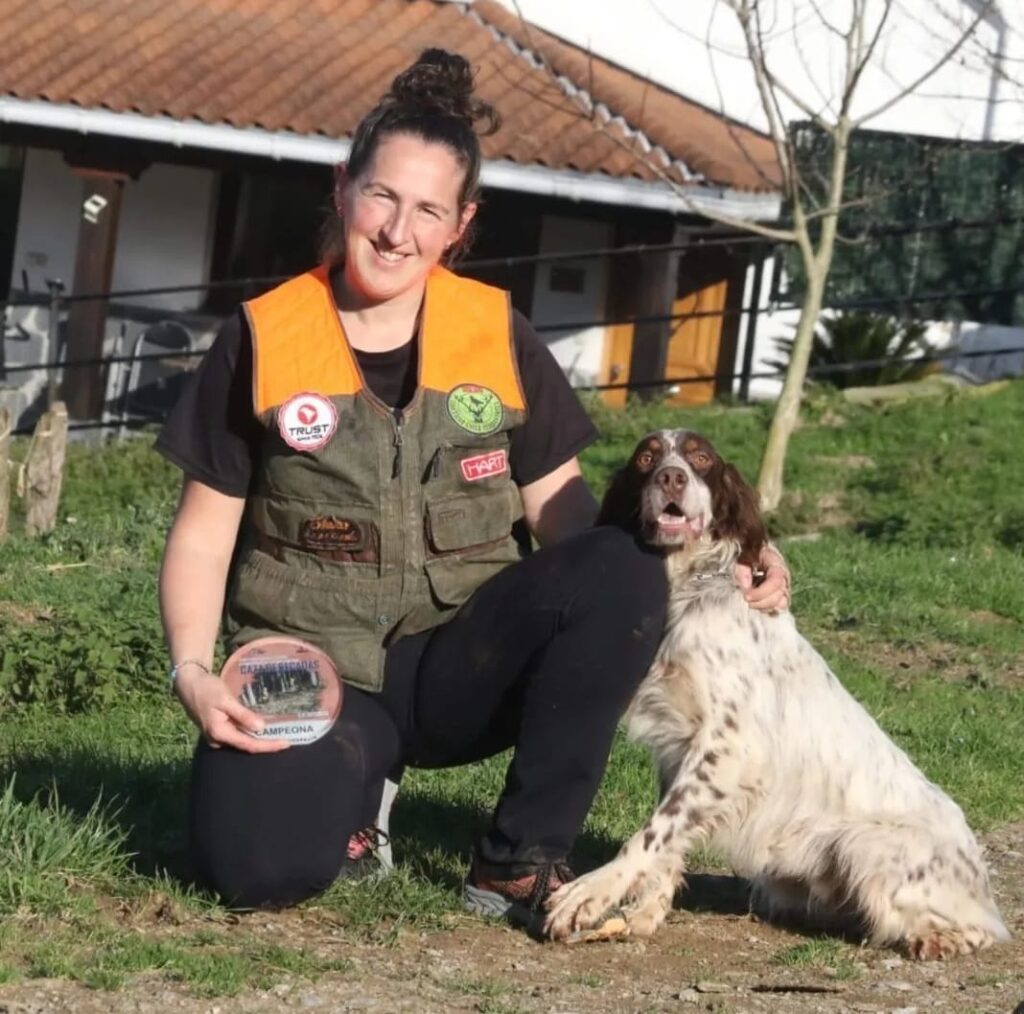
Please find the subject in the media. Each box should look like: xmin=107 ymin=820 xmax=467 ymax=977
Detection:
xmin=710 ymin=462 xmax=768 ymax=568
xmin=596 ymin=465 xmax=643 ymax=533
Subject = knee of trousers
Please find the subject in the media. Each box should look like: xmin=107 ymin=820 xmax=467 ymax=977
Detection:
xmin=203 ymin=854 xmax=340 ymax=911
xmin=562 ymin=526 xmax=668 ymax=637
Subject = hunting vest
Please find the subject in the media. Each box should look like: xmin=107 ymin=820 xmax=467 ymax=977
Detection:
xmin=223 ymin=265 xmax=528 ymax=692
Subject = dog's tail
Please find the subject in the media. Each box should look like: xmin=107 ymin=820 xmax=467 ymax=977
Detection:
xmin=831 ymin=820 xmax=1011 ymax=954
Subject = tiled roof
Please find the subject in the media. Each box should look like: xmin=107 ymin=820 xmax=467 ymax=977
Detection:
xmin=0 ymin=0 xmax=779 ymax=192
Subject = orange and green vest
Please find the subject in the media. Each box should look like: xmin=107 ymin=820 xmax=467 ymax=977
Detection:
xmin=223 ymin=265 xmax=528 ymax=692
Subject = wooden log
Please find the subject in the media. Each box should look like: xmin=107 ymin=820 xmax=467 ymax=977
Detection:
xmin=24 ymin=401 xmax=69 ymax=537
xmin=0 ymin=407 xmax=9 ymax=542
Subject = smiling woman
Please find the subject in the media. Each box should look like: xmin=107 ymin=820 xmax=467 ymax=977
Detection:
xmin=153 ymin=47 xmax=788 ymax=931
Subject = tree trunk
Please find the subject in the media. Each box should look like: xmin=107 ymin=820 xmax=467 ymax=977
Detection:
xmin=756 ymin=272 xmax=826 ymax=511
xmin=756 ymin=122 xmax=850 ymax=513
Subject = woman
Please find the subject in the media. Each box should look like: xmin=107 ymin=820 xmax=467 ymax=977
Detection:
xmin=157 ymin=49 xmax=789 ymax=922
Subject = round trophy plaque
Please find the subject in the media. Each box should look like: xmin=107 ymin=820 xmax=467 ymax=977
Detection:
xmin=220 ymin=636 xmax=343 ymax=746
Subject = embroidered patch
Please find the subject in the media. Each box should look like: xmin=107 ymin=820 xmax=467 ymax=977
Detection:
xmin=446 ymin=384 xmax=503 ymax=435
xmin=278 ymin=393 xmax=338 ymax=452
xmin=301 ymin=516 xmax=365 ymax=551
xmin=460 ymin=449 xmax=509 ymax=483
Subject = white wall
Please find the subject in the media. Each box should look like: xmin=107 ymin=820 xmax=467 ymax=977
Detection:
xmin=529 ymin=215 xmax=612 ymax=387
xmin=113 ymin=161 xmax=217 ymax=310
xmin=8 ymin=148 xmax=216 ymax=311
xmin=493 ymin=0 xmax=1024 ymax=144
xmin=733 ymin=257 xmax=1024 ymax=400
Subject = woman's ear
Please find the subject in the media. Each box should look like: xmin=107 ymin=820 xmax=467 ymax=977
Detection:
xmin=333 ymin=163 xmax=350 ymax=213
xmin=596 ymin=465 xmax=643 ymax=533
xmin=453 ymin=201 xmax=478 ymax=245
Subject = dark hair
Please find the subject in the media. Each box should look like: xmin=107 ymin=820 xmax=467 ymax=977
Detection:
xmin=321 ymin=49 xmax=500 ymax=264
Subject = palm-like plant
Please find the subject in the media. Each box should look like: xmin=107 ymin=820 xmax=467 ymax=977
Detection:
xmin=767 ymin=311 xmax=936 ymax=389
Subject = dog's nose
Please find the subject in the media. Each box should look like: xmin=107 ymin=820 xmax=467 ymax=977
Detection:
xmin=656 ymin=467 xmax=687 ymax=492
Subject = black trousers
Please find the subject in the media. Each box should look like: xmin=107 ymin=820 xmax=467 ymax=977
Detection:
xmin=189 ymin=527 xmax=668 ymax=909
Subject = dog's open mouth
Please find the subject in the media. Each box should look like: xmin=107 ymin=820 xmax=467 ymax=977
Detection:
xmin=652 ymin=502 xmax=705 ymax=540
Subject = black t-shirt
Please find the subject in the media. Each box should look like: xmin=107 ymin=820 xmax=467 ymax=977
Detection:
xmin=156 ymin=307 xmax=597 ymax=497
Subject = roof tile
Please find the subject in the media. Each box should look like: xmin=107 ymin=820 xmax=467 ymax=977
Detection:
xmin=0 ymin=0 xmax=779 ymax=191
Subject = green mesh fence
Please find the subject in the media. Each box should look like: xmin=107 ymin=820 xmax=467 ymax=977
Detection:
xmin=784 ymin=124 xmax=1024 ymax=325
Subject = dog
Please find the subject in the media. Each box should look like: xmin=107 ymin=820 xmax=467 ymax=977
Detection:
xmin=544 ymin=429 xmax=1009 ymax=959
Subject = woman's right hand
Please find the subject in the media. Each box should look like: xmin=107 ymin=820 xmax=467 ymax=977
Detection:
xmin=174 ymin=669 xmax=291 ymax=753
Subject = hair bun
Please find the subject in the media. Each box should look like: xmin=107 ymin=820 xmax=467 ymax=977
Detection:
xmin=388 ymin=48 xmax=499 ymax=135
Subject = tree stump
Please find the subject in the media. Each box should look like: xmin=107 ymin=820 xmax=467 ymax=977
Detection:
xmin=0 ymin=408 xmax=9 ymax=541
xmin=24 ymin=401 xmax=69 ymax=537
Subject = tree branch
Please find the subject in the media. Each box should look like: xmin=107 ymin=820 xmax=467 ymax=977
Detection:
xmin=854 ymin=0 xmax=995 ymax=127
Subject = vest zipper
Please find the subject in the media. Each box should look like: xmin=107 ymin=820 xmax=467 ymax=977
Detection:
xmin=391 ymin=409 xmax=404 ymax=479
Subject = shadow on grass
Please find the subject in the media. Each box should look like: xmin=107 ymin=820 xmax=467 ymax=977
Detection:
xmin=1 ymin=748 xmax=193 ymax=882
xmin=388 ymin=789 xmax=626 ymax=892
xmin=2 ymin=748 xmax=757 ymax=921
xmin=677 ymin=872 xmax=752 ymax=917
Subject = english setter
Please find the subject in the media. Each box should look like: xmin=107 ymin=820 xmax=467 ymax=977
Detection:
xmin=545 ymin=429 xmax=1008 ymax=959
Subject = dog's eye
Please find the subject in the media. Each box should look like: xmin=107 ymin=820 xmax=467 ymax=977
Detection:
xmin=691 ymin=451 xmax=712 ymax=469
xmin=636 ymin=451 xmax=654 ymax=469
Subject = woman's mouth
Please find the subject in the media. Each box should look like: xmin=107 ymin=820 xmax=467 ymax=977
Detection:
xmin=372 ymin=244 xmax=409 ymax=265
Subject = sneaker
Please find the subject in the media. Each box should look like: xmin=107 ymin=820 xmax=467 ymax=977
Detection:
xmin=338 ymin=825 xmax=390 ymax=881
xmin=463 ymin=855 xmax=575 ymax=929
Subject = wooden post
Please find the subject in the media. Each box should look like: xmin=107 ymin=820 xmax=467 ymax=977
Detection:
xmin=61 ymin=167 xmax=127 ymax=422
xmin=24 ymin=402 xmax=69 ymax=537
xmin=0 ymin=408 xmax=9 ymax=542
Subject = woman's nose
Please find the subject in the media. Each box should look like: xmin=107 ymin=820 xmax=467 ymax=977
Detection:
xmin=381 ymin=206 xmax=413 ymax=246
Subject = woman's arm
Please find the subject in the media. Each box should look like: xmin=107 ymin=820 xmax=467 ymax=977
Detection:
xmin=160 ymin=477 xmax=289 ymax=752
xmin=519 ymin=456 xmax=598 ymax=547
xmin=521 ymin=458 xmax=791 ymax=612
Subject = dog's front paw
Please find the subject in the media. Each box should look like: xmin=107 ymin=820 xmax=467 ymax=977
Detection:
xmin=544 ymin=870 xmax=622 ymax=942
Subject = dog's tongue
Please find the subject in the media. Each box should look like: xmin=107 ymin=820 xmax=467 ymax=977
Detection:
xmin=658 ymin=512 xmax=703 ymax=535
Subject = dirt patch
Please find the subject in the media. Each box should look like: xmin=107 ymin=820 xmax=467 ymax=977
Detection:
xmin=818 ymin=629 xmax=1024 ymax=689
xmin=0 ymin=602 xmax=52 ymax=625
xmin=811 ymin=454 xmax=876 ymax=470
xmin=3 ymin=827 xmax=1023 ymax=1014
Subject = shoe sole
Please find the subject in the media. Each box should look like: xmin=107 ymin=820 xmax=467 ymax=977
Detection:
xmin=463 ymin=883 xmax=543 ymax=933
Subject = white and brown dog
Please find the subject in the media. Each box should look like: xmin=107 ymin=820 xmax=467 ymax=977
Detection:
xmin=545 ymin=429 xmax=1008 ymax=959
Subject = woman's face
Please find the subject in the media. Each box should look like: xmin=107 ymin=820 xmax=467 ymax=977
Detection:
xmin=336 ymin=133 xmax=477 ymax=305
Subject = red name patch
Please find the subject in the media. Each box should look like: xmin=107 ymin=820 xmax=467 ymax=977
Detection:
xmin=460 ymin=449 xmax=508 ymax=482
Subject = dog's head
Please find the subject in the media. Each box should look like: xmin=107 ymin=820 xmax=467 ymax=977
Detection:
xmin=597 ymin=429 xmax=768 ymax=568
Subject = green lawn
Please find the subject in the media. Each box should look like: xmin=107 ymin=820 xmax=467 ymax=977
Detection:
xmin=0 ymin=380 xmax=1022 ymax=994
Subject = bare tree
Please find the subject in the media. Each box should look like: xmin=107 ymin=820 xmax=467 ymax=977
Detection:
xmin=717 ymin=0 xmax=1001 ymax=509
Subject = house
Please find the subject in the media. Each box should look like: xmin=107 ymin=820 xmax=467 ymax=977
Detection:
xmin=0 ymin=0 xmax=781 ymax=428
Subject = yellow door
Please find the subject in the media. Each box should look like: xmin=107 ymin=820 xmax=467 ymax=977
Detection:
xmin=599 ymin=322 xmax=634 ymax=407
xmin=664 ymin=279 xmax=727 ymax=405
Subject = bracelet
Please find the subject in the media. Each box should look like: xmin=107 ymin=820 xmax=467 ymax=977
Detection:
xmin=168 ymin=658 xmax=211 ymax=691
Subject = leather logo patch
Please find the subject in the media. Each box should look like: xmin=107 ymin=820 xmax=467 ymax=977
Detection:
xmin=460 ymin=449 xmax=509 ymax=482
xmin=301 ymin=516 xmax=364 ymax=551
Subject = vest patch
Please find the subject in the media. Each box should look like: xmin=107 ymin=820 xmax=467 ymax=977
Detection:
xmin=301 ymin=516 xmax=365 ymax=551
xmin=447 ymin=384 xmax=503 ymax=435
xmin=460 ymin=449 xmax=509 ymax=483
xmin=278 ymin=393 xmax=338 ymax=451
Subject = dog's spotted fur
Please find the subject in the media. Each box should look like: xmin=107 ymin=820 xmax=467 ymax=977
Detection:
xmin=545 ymin=429 xmax=1009 ymax=958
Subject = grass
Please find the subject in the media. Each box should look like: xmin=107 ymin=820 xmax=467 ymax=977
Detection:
xmin=771 ymin=937 xmax=861 ymax=980
xmin=0 ymin=381 xmax=1023 ymax=995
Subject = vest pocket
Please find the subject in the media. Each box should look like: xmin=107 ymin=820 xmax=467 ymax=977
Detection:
xmin=422 ymin=491 xmax=522 ymax=606
xmin=226 ymin=548 xmax=380 ymax=662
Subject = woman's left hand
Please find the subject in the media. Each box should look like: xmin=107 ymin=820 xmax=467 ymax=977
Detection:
xmin=736 ymin=543 xmax=791 ymax=613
